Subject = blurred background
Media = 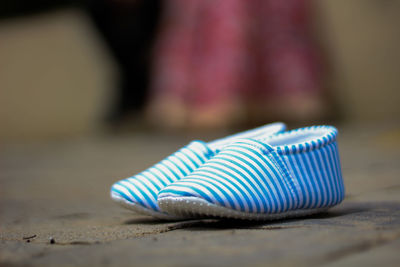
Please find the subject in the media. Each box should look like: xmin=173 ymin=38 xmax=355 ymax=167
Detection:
xmin=1 ymin=0 xmax=399 ymax=142
xmin=1 ymin=2 xmax=400 ymax=265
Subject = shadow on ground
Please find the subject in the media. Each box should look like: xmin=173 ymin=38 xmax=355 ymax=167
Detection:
xmin=120 ymin=201 xmax=400 ymax=232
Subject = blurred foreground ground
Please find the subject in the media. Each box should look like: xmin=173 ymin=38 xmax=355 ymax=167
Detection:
xmin=1 ymin=122 xmax=400 ymax=266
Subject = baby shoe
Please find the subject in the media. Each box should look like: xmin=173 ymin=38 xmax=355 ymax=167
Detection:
xmin=111 ymin=122 xmax=285 ymax=219
xmin=158 ymin=126 xmax=345 ymax=220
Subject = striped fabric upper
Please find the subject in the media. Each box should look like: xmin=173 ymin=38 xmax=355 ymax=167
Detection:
xmin=158 ymin=126 xmax=345 ymax=217
xmin=111 ymin=141 xmax=214 ymax=213
xmin=110 ymin=122 xmax=285 ymax=218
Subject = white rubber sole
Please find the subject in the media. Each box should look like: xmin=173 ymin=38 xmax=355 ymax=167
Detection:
xmin=111 ymin=193 xmax=181 ymax=220
xmin=158 ymin=196 xmax=329 ymax=221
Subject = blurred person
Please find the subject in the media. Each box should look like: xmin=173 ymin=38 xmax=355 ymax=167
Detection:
xmin=147 ymin=0 xmax=326 ymax=130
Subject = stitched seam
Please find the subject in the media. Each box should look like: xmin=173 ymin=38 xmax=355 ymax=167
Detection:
xmin=266 ymin=152 xmax=299 ymax=208
xmin=243 ymin=142 xmax=300 ymax=209
xmin=261 ymin=126 xmax=338 ymax=155
xmin=233 ymin=141 xmax=267 ymax=152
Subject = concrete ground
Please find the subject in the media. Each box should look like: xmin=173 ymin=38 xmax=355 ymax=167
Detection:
xmin=1 ymin=123 xmax=400 ymax=266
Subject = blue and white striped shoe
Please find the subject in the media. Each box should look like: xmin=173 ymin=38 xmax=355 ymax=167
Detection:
xmin=158 ymin=126 xmax=345 ymax=220
xmin=111 ymin=122 xmax=286 ymax=219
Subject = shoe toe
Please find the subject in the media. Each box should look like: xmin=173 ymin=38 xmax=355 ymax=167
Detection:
xmin=110 ymin=178 xmax=159 ymax=211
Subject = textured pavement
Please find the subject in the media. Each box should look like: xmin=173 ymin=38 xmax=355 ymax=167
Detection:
xmin=1 ymin=123 xmax=400 ymax=266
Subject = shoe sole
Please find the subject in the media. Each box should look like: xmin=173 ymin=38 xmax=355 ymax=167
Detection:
xmin=111 ymin=193 xmax=181 ymax=220
xmin=158 ymin=196 xmax=329 ymax=221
